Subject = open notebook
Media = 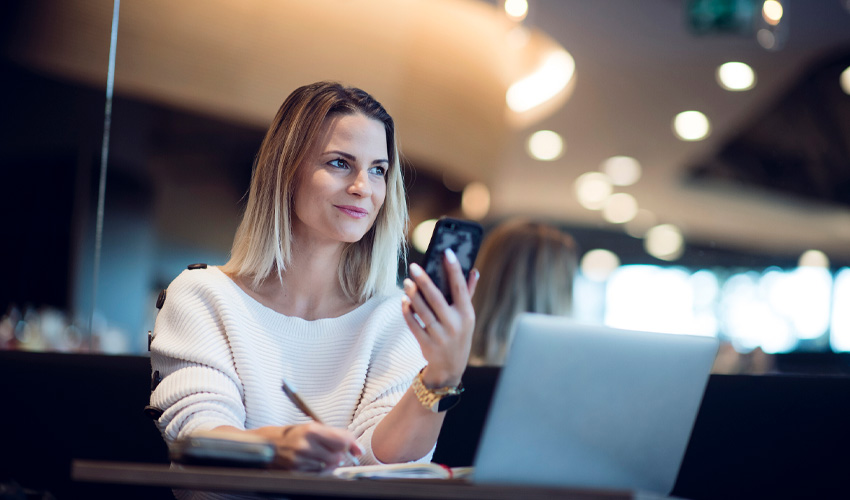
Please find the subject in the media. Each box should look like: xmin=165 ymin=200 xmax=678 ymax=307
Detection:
xmin=471 ymin=313 xmax=718 ymax=495
xmin=333 ymin=463 xmax=473 ymax=480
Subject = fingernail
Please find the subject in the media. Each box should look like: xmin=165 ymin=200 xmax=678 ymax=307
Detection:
xmin=409 ymin=263 xmax=423 ymax=276
xmin=401 ymin=295 xmax=410 ymax=306
xmin=473 ymin=269 xmax=480 ymax=280
xmin=403 ymin=278 xmax=415 ymax=292
xmin=445 ymin=248 xmax=457 ymax=264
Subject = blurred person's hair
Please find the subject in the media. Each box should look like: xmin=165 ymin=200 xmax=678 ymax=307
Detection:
xmin=222 ymin=81 xmax=407 ymax=301
xmin=469 ymin=218 xmax=577 ymax=365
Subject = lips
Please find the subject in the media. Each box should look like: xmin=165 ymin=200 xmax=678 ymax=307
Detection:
xmin=335 ymin=205 xmax=369 ymax=219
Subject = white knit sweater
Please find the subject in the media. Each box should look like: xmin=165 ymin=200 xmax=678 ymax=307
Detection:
xmin=150 ymin=266 xmax=431 ymax=466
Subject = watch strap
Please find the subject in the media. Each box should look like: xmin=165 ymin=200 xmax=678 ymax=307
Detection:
xmin=411 ymin=367 xmax=464 ymax=413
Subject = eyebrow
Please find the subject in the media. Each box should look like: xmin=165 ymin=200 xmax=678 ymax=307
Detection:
xmin=324 ymin=150 xmax=389 ymax=165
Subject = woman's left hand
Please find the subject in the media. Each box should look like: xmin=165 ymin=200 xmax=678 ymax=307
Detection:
xmin=401 ymin=248 xmax=479 ymax=387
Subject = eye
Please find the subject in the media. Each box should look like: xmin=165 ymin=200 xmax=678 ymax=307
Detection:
xmin=328 ymin=158 xmax=349 ymax=170
xmin=369 ymin=165 xmax=387 ymax=177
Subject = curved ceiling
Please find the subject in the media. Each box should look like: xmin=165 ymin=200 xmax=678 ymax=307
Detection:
xmin=6 ymin=0 xmax=850 ymax=263
xmin=5 ymin=0 xmax=571 ymax=184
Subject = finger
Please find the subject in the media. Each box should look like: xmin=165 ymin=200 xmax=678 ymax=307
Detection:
xmin=408 ymin=262 xmax=449 ymax=313
xmin=307 ymin=425 xmax=358 ymax=454
xmin=403 ymin=278 xmax=438 ymax=331
xmin=443 ymin=248 xmax=473 ymax=316
xmin=402 ymin=295 xmax=434 ymax=346
xmin=467 ymin=268 xmax=480 ymax=299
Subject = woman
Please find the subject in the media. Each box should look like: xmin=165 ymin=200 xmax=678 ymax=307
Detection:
xmin=469 ymin=218 xmax=577 ymax=366
xmin=150 ymin=82 xmax=478 ymax=474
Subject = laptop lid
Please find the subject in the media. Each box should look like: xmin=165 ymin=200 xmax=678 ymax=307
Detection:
xmin=472 ymin=313 xmax=718 ymax=495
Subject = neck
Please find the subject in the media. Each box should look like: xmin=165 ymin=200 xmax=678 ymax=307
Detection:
xmin=236 ymin=241 xmax=359 ymax=321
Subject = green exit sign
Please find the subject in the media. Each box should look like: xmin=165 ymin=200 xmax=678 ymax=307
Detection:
xmin=686 ymin=0 xmax=758 ymax=34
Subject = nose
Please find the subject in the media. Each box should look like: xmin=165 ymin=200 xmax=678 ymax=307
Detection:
xmin=348 ymin=168 xmax=372 ymax=197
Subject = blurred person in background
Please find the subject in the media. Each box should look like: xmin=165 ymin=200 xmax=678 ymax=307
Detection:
xmin=468 ymin=218 xmax=577 ymax=366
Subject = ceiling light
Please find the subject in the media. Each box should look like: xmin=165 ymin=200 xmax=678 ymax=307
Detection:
xmin=574 ymin=172 xmax=612 ymax=211
xmin=645 ymin=224 xmax=685 ymax=261
xmin=527 ymin=130 xmax=564 ymax=161
xmin=602 ymin=193 xmax=639 ymax=224
xmin=601 ymin=156 xmax=641 ymax=186
xmin=799 ymin=249 xmax=829 ymax=268
xmin=580 ymin=249 xmax=621 ymax=282
xmin=462 ymin=182 xmax=491 ymax=220
xmin=412 ymin=219 xmax=438 ymax=254
xmin=504 ymin=0 xmax=528 ymax=22
xmin=762 ymin=0 xmax=783 ymax=25
xmin=507 ymin=49 xmax=575 ymax=113
xmin=841 ymin=66 xmax=850 ymax=95
xmin=673 ymin=111 xmax=711 ymax=141
xmin=716 ymin=62 xmax=756 ymax=91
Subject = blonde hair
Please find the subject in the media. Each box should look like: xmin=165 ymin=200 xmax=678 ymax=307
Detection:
xmin=469 ymin=219 xmax=577 ymax=365
xmin=221 ymin=82 xmax=408 ymax=301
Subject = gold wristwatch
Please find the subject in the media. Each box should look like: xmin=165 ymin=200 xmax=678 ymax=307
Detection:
xmin=411 ymin=367 xmax=464 ymax=413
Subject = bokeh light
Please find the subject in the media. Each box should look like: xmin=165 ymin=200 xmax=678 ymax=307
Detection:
xmin=757 ymin=29 xmax=776 ymax=50
xmin=830 ymin=268 xmax=850 ymax=351
xmin=601 ymin=156 xmax=641 ymax=186
xmin=574 ymin=172 xmax=613 ymax=210
xmin=412 ymin=219 xmax=437 ymax=253
xmin=799 ymin=249 xmax=829 ymax=268
xmin=602 ymin=192 xmax=638 ymax=224
xmin=716 ymin=62 xmax=756 ymax=91
xmin=461 ymin=182 xmax=491 ymax=220
xmin=504 ymin=0 xmax=528 ymax=22
xmin=605 ymin=266 xmax=703 ymax=336
xmin=645 ymin=223 xmax=684 ymax=261
xmin=527 ymin=130 xmax=564 ymax=161
xmin=673 ymin=111 xmax=711 ymax=141
xmin=442 ymin=172 xmax=466 ymax=192
xmin=840 ymin=66 xmax=850 ymax=95
xmin=507 ymin=49 xmax=575 ymax=113
xmin=580 ymin=248 xmax=621 ymax=282
xmin=762 ymin=0 xmax=783 ymax=25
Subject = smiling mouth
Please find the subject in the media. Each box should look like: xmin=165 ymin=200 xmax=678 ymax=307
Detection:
xmin=335 ymin=205 xmax=369 ymax=219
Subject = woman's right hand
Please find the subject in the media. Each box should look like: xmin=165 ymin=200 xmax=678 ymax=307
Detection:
xmin=214 ymin=423 xmax=363 ymax=471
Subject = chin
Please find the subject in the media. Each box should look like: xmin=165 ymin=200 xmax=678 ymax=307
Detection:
xmin=336 ymin=228 xmax=370 ymax=244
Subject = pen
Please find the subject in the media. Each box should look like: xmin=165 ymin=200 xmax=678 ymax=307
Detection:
xmin=281 ymin=379 xmax=361 ymax=467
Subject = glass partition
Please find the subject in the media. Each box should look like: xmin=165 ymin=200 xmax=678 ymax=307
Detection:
xmin=1 ymin=0 xmax=114 ymax=352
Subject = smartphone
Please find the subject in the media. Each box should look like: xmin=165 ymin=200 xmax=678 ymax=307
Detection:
xmin=169 ymin=430 xmax=276 ymax=468
xmin=420 ymin=217 xmax=483 ymax=304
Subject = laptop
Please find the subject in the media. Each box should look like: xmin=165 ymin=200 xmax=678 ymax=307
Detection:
xmin=472 ymin=313 xmax=718 ymax=496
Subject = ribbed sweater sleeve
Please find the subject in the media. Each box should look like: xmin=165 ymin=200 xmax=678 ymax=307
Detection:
xmin=150 ymin=270 xmax=246 ymax=444
xmin=347 ymin=296 xmax=432 ymax=464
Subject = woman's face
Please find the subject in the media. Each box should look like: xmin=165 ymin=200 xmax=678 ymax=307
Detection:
xmin=292 ymin=112 xmax=388 ymax=247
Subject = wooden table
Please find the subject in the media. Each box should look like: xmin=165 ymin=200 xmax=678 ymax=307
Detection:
xmin=72 ymin=460 xmax=636 ymax=500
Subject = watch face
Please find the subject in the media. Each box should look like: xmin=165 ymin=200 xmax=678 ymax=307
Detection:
xmin=436 ymin=394 xmax=462 ymax=412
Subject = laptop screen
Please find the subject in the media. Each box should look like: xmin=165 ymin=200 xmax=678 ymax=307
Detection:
xmin=472 ymin=313 xmax=718 ymax=495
